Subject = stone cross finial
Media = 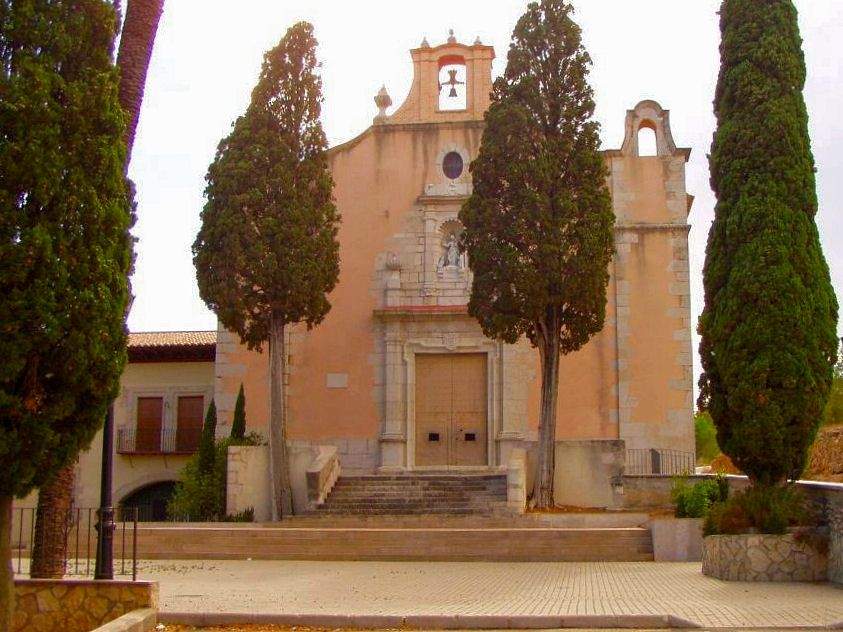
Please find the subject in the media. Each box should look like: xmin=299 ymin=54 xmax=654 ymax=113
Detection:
xmin=447 ymin=29 xmax=457 ymax=44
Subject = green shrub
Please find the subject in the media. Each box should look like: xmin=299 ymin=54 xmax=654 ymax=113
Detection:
xmin=823 ymin=349 xmax=842 ymax=427
xmin=694 ymin=411 xmax=721 ymax=464
xmin=704 ymin=485 xmax=813 ymax=536
xmin=672 ymin=475 xmax=728 ymax=519
xmin=222 ymin=507 xmax=254 ymax=523
xmin=168 ymin=433 xmax=264 ymax=521
xmin=231 ymin=383 xmax=247 ymax=439
xmin=198 ymin=399 xmax=218 ymax=476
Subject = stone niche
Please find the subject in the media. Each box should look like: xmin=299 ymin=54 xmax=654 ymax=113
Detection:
xmin=702 ymin=531 xmax=829 ymax=582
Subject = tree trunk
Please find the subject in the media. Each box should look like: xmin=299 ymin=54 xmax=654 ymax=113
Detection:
xmin=0 ymin=495 xmax=13 ymax=632
xmin=30 ymin=464 xmax=75 ymax=579
xmin=268 ymin=315 xmax=294 ymax=519
xmin=533 ymin=328 xmax=561 ymax=509
xmin=116 ymin=0 xmax=165 ymax=168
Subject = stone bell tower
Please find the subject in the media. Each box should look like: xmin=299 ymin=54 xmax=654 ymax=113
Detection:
xmin=385 ymin=30 xmax=495 ymax=125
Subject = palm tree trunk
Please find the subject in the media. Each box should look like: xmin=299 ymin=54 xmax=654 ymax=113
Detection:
xmin=116 ymin=0 xmax=165 ymax=167
xmin=269 ymin=315 xmax=294 ymax=519
xmin=533 ymin=324 xmax=561 ymax=509
xmin=0 ymin=494 xmax=14 ymax=632
xmin=30 ymin=464 xmax=75 ymax=579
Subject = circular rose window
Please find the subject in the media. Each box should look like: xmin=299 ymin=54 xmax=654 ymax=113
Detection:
xmin=442 ymin=151 xmax=464 ymax=180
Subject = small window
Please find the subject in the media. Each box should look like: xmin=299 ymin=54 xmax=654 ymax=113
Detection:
xmin=443 ymin=152 xmax=464 ymax=180
xmin=428 ymin=432 xmax=440 ymax=442
xmin=464 ymin=432 xmax=477 ymax=442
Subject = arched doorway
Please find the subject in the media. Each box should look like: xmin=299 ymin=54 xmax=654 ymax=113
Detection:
xmin=120 ymin=481 xmax=176 ymax=521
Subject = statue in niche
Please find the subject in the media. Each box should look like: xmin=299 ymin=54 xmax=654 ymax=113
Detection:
xmin=438 ymin=233 xmax=462 ymax=270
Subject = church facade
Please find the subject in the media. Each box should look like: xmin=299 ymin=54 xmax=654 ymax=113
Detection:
xmin=212 ymin=34 xmax=696 ymax=480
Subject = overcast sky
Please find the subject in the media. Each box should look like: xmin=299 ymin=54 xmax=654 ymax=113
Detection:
xmin=126 ymin=0 xmax=843 ymax=388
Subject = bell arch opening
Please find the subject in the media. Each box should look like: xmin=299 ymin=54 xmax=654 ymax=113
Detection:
xmin=438 ymin=55 xmax=467 ymax=111
xmin=637 ymin=122 xmax=658 ymax=156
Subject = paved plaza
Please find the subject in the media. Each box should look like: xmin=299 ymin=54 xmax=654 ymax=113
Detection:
xmin=139 ymin=560 xmax=843 ymax=629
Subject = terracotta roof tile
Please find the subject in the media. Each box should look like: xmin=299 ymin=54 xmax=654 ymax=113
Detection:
xmin=128 ymin=331 xmax=217 ymax=348
xmin=127 ymin=331 xmax=216 ymax=363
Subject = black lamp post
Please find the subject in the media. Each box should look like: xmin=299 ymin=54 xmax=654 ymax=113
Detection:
xmin=94 ymin=403 xmax=115 ymax=579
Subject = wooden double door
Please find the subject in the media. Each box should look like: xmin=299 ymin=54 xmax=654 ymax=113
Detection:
xmin=414 ymin=353 xmax=488 ymax=467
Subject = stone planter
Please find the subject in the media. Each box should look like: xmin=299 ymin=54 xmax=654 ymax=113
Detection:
xmin=651 ymin=517 xmax=703 ymax=562
xmin=702 ymin=531 xmax=828 ymax=582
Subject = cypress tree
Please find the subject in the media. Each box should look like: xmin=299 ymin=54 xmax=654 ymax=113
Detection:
xmin=459 ymin=0 xmax=614 ymax=507
xmin=699 ymin=0 xmax=839 ymax=485
xmin=0 ymin=0 xmax=132 ymax=623
xmin=198 ymin=399 xmax=217 ymax=476
xmin=193 ymin=22 xmax=340 ymax=518
xmin=231 ymin=383 xmax=246 ymax=440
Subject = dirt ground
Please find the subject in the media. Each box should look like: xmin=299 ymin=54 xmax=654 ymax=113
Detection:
xmin=160 ymin=627 xmax=370 ymax=632
xmin=806 ymin=424 xmax=843 ymax=482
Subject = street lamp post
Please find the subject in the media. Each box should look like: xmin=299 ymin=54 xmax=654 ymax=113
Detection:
xmin=94 ymin=403 xmax=115 ymax=579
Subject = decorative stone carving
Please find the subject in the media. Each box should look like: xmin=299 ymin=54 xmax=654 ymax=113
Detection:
xmin=438 ymin=233 xmax=462 ymax=270
xmin=374 ymin=85 xmax=392 ymax=123
xmin=385 ymin=251 xmax=401 ymax=271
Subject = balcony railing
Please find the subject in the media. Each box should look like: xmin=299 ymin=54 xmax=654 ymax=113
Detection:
xmin=625 ymin=448 xmax=695 ymax=476
xmin=117 ymin=426 xmax=201 ymax=455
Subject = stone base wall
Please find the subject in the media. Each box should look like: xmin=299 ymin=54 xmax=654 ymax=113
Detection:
xmin=554 ymin=440 xmax=625 ymax=508
xmin=13 ymin=579 xmax=158 ymax=632
xmin=702 ymin=533 xmax=828 ymax=582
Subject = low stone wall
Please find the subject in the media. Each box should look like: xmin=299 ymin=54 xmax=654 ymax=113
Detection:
xmin=702 ymin=532 xmax=828 ymax=582
xmin=623 ymin=474 xmax=752 ymax=510
xmin=651 ymin=518 xmax=703 ymax=562
xmin=13 ymin=579 xmax=158 ymax=632
xmin=830 ymin=502 xmax=842 ymax=584
xmin=554 ymin=440 xmax=625 ymax=509
xmin=306 ymin=445 xmax=341 ymax=506
xmin=92 ymin=608 xmax=157 ymax=632
xmin=623 ymin=475 xmax=842 ymax=523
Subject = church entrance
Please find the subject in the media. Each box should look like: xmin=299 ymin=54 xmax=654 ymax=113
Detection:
xmin=414 ymin=353 xmax=488 ymax=467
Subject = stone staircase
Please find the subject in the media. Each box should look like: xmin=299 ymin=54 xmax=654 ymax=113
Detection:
xmin=312 ymin=473 xmax=508 ymax=516
xmin=133 ymin=514 xmax=655 ymax=562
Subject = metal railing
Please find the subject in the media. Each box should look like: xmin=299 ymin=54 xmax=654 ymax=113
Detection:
xmin=116 ymin=426 xmax=201 ymax=454
xmin=11 ymin=506 xmax=139 ymax=580
xmin=625 ymin=448 xmax=695 ymax=475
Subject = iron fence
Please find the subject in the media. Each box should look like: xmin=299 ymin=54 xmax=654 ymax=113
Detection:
xmin=625 ymin=448 xmax=695 ymax=475
xmin=11 ymin=506 xmax=139 ymax=580
xmin=117 ymin=425 xmax=200 ymax=454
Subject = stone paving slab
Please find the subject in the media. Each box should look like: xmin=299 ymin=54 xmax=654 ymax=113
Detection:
xmin=133 ymin=560 xmax=843 ymax=629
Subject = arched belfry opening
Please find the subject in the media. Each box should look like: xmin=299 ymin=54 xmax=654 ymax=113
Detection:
xmin=637 ymin=121 xmax=658 ymax=156
xmin=438 ymin=54 xmax=467 ymax=111
xmin=620 ymin=100 xmax=682 ymax=159
xmin=378 ymin=31 xmax=495 ymax=125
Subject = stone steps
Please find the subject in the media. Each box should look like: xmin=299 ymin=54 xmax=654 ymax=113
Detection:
xmin=133 ymin=523 xmax=654 ymax=562
xmin=316 ymin=473 xmax=508 ymax=516
xmin=280 ymin=512 xmax=651 ymax=529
